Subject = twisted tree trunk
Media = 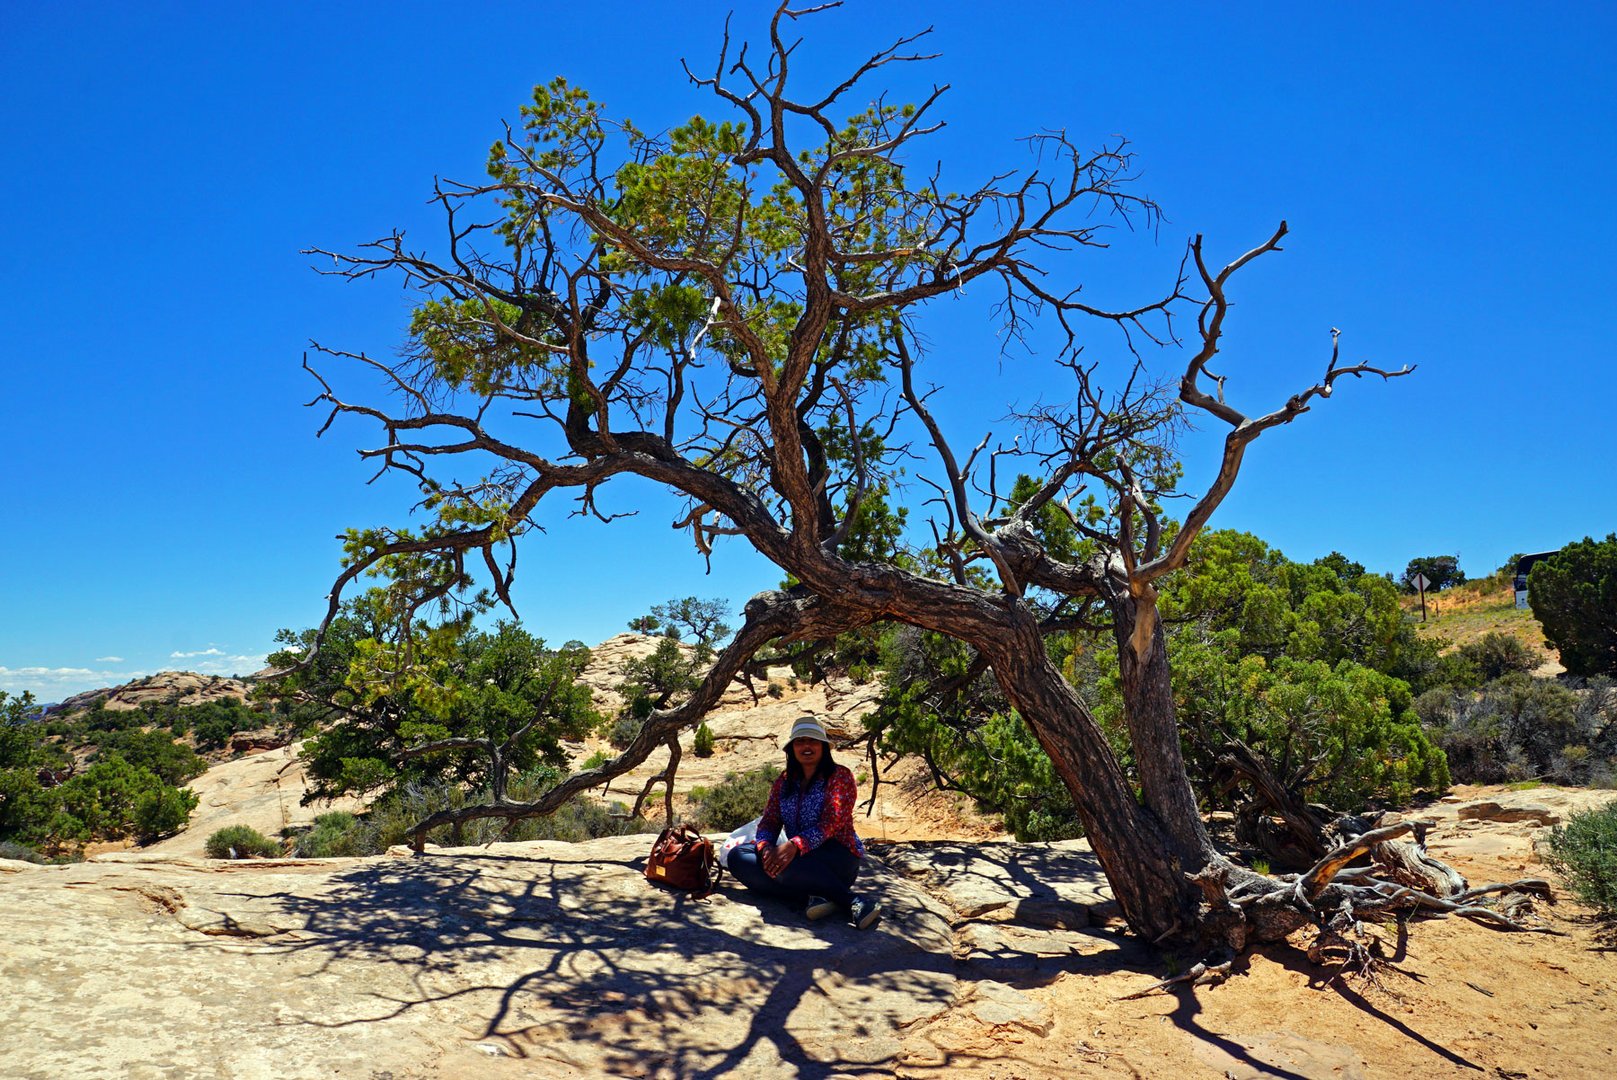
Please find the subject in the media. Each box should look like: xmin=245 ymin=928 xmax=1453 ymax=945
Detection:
xmin=977 ymin=611 xmax=1222 ymax=945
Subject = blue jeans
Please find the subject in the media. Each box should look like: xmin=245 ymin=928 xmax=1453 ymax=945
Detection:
xmin=727 ymin=840 xmax=860 ymax=908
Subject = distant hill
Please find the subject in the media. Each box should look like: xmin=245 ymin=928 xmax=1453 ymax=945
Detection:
xmin=47 ymin=671 xmax=255 ymax=717
xmin=1405 ymin=578 xmax=1562 ymax=673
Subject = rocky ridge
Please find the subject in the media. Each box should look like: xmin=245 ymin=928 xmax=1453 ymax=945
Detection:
xmin=50 ymin=670 xmax=254 ymax=715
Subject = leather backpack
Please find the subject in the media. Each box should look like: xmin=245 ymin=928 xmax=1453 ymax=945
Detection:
xmin=644 ymin=824 xmax=721 ymax=897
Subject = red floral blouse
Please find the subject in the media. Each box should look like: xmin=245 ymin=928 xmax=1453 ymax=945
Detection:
xmin=756 ymin=764 xmax=865 ymax=857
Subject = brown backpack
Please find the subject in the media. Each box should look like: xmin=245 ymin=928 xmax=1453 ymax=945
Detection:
xmin=644 ymin=824 xmax=721 ymax=897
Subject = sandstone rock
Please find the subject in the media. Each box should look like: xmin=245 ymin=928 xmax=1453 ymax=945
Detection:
xmin=1188 ymin=1029 xmax=1367 ymax=1080
xmin=230 ymin=729 xmax=290 ymax=754
xmin=140 ymin=741 xmax=362 ymax=858
xmin=52 ymin=670 xmax=254 ymax=715
xmin=1457 ymin=801 xmax=1560 ymax=826
xmin=964 ymin=980 xmax=1054 ymax=1035
xmin=575 ymin=632 xmax=696 ymax=715
xmin=0 ymin=834 xmax=982 ymax=1079
xmin=878 ymin=839 xmax=1110 ymax=926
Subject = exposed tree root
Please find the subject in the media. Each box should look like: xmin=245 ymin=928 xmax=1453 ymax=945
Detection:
xmin=1127 ymin=815 xmax=1557 ymax=996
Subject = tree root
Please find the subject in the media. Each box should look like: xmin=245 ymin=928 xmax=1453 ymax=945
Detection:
xmin=1198 ymin=817 xmax=1557 ymax=957
xmin=1125 ymin=819 xmax=1556 ymax=998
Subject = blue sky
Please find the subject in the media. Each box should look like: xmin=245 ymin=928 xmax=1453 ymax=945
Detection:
xmin=3 ymin=1 xmax=1613 ymax=701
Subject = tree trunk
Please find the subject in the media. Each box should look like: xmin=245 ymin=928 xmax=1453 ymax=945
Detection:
xmin=1108 ymin=592 xmax=1215 ymax=862
xmin=978 ymin=612 xmax=1224 ymax=946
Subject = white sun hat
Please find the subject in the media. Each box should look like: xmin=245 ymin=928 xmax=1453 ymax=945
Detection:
xmin=782 ymin=717 xmax=830 ymax=749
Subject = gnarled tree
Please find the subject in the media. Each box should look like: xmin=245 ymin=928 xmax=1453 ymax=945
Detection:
xmin=301 ymin=5 xmax=1540 ymax=950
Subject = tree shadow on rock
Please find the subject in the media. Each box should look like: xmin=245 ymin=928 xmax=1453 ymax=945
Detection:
xmin=196 ymin=842 xmax=960 ymax=1078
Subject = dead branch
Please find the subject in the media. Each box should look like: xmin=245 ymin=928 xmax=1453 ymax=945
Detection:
xmin=1117 ymin=960 xmax=1233 ymax=1000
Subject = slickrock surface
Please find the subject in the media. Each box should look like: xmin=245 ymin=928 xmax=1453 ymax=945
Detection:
xmin=139 ymin=741 xmax=361 ymax=858
xmin=5 ymin=787 xmax=1617 ymax=1078
xmin=1 ymin=834 xmax=1090 ymax=1078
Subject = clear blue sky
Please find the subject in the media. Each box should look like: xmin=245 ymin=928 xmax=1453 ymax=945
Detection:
xmin=3 ymin=1 xmax=1613 ymax=701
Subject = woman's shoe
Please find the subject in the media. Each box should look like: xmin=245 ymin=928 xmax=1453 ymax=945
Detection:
xmin=805 ymin=895 xmax=838 ymax=921
xmin=849 ymin=897 xmax=882 ymax=930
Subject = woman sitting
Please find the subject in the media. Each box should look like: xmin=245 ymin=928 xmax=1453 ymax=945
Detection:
xmin=726 ymin=717 xmax=881 ymax=929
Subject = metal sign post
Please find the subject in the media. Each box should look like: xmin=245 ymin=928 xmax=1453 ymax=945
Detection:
xmin=1411 ymin=571 xmax=1431 ymax=622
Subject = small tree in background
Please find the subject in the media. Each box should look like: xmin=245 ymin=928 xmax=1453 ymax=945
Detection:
xmin=693 ymin=722 xmax=716 ymax=758
xmin=1529 ymin=534 xmax=1617 ymax=677
xmin=274 ymin=598 xmax=599 ymax=805
xmin=632 ymin=597 xmax=734 ymax=657
xmin=1402 ymin=554 xmax=1465 ymax=592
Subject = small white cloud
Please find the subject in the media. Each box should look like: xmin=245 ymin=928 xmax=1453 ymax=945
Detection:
xmin=95 ymin=656 xmax=124 ymax=663
xmin=170 ymin=647 xmax=226 ymax=659
xmin=0 ymin=665 xmax=148 ymax=699
xmin=189 ymin=652 xmax=271 ymax=676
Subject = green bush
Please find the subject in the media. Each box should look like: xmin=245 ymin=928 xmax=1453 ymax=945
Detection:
xmin=693 ymin=722 xmax=715 ymax=758
xmin=204 ymin=825 xmax=281 ymax=859
xmin=1544 ymin=801 xmax=1617 ymax=917
xmin=688 ymin=766 xmax=777 ymax=832
xmin=132 ymin=784 xmax=199 ymax=842
xmin=93 ymin=728 xmax=206 ymax=787
xmin=293 ymin=811 xmax=369 ymax=857
xmin=1529 ymin=535 xmax=1617 ymax=677
xmin=1457 ymin=632 xmax=1540 ymax=682
xmin=1421 ymin=675 xmax=1586 ymax=784
xmin=580 ymin=749 xmax=610 ymax=770
xmin=607 ymin=713 xmax=643 ymax=750
xmin=186 ymin=699 xmax=268 ymax=752
xmin=0 ymin=840 xmax=48 ymax=864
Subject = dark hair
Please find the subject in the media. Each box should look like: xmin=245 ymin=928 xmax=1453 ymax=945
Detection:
xmin=783 ymin=741 xmax=837 ymax=792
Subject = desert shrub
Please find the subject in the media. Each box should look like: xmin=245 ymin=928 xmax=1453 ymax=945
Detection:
xmin=93 ymin=728 xmax=206 ymax=787
xmin=1419 ymin=688 xmax=1514 ymax=784
xmin=580 ymin=749 xmax=610 ymax=770
xmin=693 ymin=722 xmax=715 ymax=758
xmin=0 ymin=840 xmax=48 ymax=863
xmin=293 ymin=812 xmax=369 ymax=857
xmin=519 ymin=798 xmax=649 ymax=842
xmin=1457 ymin=632 xmax=1540 ymax=682
xmin=185 ymin=699 xmax=267 ymax=752
xmin=868 ymin=624 xmax=1084 ymax=842
xmin=76 ymin=699 xmax=146 ymax=735
xmin=1171 ymin=644 xmax=1450 ymax=812
xmin=616 ymin=637 xmax=701 ymax=719
xmin=688 ymin=766 xmax=778 ymax=832
xmin=279 ymin=611 xmax=598 ymax=803
xmin=205 ymin=825 xmax=281 ymax=859
xmin=45 ymin=758 xmax=195 ymax=845
xmin=132 ymin=784 xmax=199 ymax=842
xmin=1543 ymin=801 xmax=1617 ymax=917
xmin=607 ymin=713 xmax=643 ymax=750
xmin=1419 ymin=675 xmax=1593 ymax=784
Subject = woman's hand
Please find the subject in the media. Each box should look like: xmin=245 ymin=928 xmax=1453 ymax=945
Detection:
xmin=764 ymin=839 xmax=798 ymax=876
